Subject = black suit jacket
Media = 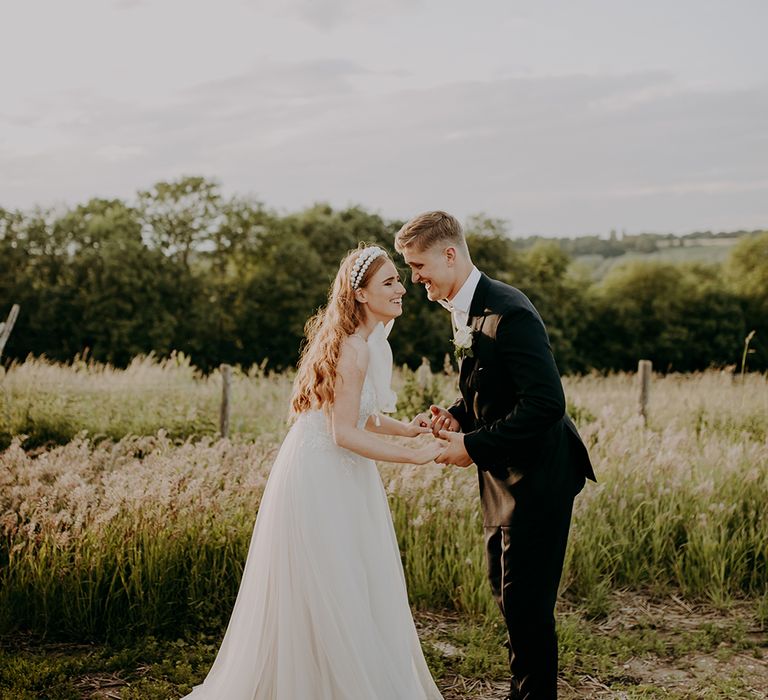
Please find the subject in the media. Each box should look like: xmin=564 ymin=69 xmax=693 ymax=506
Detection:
xmin=447 ymin=273 xmax=596 ymax=526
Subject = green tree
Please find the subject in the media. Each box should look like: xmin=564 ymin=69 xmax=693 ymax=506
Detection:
xmin=190 ymin=197 xmax=278 ymax=368
xmin=236 ymin=232 xmax=328 ymax=369
xmin=200 ymin=196 xmax=275 ymax=276
xmin=580 ymin=262 xmax=746 ymax=372
xmin=0 ymin=207 xmax=83 ymax=360
xmin=677 ymin=264 xmax=747 ymax=371
xmin=61 ymin=200 xmax=180 ymax=364
xmin=138 ymin=176 xmax=223 ymax=268
xmin=517 ymin=242 xmax=590 ymax=373
xmin=724 ymin=231 xmax=768 ymax=303
xmin=724 ymin=232 xmax=768 ymax=369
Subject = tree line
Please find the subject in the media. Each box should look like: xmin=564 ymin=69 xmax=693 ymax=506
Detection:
xmin=506 ymin=227 xmax=757 ymax=258
xmin=1 ymin=176 xmax=766 ymax=374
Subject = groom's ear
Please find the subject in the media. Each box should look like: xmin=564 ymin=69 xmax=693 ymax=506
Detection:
xmin=444 ymin=246 xmax=457 ymax=266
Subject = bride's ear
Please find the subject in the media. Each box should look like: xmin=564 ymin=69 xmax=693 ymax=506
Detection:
xmin=354 ymin=289 xmax=367 ymax=303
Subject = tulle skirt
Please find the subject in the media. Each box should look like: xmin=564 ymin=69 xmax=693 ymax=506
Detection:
xmin=181 ymin=410 xmax=443 ymax=699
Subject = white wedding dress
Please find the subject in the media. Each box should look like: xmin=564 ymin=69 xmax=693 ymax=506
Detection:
xmin=182 ymin=322 xmax=443 ymax=700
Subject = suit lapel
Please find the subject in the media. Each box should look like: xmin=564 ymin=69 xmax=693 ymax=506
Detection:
xmin=458 ymin=273 xmax=491 ymax=388
xmin=468 ymin=272 xmax=491 ymax=321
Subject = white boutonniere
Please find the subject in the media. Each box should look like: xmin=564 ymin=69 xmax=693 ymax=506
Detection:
xmin=452 ymin=324 xmax=474 ymax=361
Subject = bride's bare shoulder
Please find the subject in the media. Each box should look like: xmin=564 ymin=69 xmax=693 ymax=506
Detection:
xmin=337 ymin=334 xmax=369 ymax=378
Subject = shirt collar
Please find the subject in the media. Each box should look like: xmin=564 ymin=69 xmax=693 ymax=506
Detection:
xmin=441 ymin=266 xmax=481 ymax=315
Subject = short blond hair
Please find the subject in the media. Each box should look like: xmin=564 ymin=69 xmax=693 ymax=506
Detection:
xmin=394 ymin=210 xmax=468 ymax=254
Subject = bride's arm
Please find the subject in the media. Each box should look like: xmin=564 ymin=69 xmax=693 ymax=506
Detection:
xmin=331 ymin=337 xmax=441 ymax=464
xmin=364 ymin=414 xmax=429 ymax=438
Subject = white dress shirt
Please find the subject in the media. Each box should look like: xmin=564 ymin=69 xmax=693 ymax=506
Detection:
xmin=438 ymin=266 xmax=481 ymax=333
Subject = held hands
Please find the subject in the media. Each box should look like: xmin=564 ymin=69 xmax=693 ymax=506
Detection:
xmin=410 ymin=405 xmax=473 ymax=468
xmin=411 ymin=439 xmax=447 ymax=465
xmin=412 ymin=405 xmax=460 ymax=437
xmin=435 ymin=429 xmax=473 ymax=468
xmin=405 ymin=414 xmax=436 ymax=438
xmin=407 ymin=407 xmax=449 ymax=464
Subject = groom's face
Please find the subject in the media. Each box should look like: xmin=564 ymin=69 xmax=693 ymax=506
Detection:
xmin=401 ymin=244 xmax=458 ymax=303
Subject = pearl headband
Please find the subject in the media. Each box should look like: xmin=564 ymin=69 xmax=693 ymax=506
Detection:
xmin=351 ymin=246 xmax=386 ymax=289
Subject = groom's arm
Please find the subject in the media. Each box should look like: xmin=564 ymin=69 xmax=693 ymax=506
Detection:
xmin=462 ymin=307 xmax=566 ymax=471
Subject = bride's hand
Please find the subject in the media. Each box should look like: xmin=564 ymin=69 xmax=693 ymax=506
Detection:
xmin=411 ymin=439 xmax=447 ymax=465
xmin=406 ymin=413 xmax=433 ymax=438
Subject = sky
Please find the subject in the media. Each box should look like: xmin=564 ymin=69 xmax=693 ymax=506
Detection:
xmin=2 ymin=0 xmax=767 ymax=236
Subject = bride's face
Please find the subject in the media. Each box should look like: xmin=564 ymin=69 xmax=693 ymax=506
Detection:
xmin=357 ymin=259 xmax=406 ymax=321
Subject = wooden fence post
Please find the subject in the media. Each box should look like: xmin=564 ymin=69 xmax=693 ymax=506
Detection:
xmin=638 ymin=359 xmax=652 ymax=425
xmin=220 ymin=364 xmax=232 ymax=438
xmin=0 ymin=304 xmax=20 ymax=361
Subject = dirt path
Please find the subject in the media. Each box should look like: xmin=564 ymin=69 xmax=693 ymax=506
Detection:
xmin=418 ymin=592 xmax=768 ymax=699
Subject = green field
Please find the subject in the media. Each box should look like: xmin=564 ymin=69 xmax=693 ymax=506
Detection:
xmin=1 ymin=357 xmax=766 ymax=698
xmin=574 ymin=238 xmax=739 ymax=279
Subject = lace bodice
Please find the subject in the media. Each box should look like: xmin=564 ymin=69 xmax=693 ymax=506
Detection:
xmin=295 ymin=373 xmax=377 ymax=437
xmin=291 ymin=322 xmax=395 ymax=468
xmin=292 ymin=374 xmax=378 ymax=474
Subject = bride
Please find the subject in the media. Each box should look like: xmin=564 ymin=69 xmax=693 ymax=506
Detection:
xmin=182 ymin=245 xmax=445 ymax=699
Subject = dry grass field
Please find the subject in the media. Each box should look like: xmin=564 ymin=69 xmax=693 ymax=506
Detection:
xmin=1 ymin=357 xmax=766 ymax=698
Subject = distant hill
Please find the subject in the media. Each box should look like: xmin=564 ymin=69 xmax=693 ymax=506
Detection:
xmin=506 ymin=229 xmax=764 ymax=279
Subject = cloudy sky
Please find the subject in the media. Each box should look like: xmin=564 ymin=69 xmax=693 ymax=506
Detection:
xmin=2 ymin=0 xmax=767 ymax=236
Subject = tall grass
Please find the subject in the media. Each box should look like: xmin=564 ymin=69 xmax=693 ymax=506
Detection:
xmin=0 ymin=358 xmax=766 ymax=642
xmin=0 ymin=353 xmax=292 ymax=449
xmin=0 ymin=435 xmax=275 ymax=642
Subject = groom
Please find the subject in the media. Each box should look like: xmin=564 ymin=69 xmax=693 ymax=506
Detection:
xmin=396 ymin=211 xmax=596 ymax=700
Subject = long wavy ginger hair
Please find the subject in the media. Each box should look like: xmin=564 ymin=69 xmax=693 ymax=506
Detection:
xmin=290 ymin=245 xmax=389 ymax=415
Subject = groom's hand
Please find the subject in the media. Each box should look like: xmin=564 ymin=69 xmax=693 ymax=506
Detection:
xmin=429 ymin=405 xmax=460 ymax=437
xmin=436 ymin=429 xmax=473 ymax=468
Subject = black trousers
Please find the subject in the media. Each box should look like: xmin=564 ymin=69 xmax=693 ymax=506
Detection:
xmin=484 ymin=471 xmax=582 ymax=700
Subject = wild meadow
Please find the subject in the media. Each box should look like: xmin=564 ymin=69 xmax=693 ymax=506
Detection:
xmin=1 ymin=356 xmax=767 ymax=698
